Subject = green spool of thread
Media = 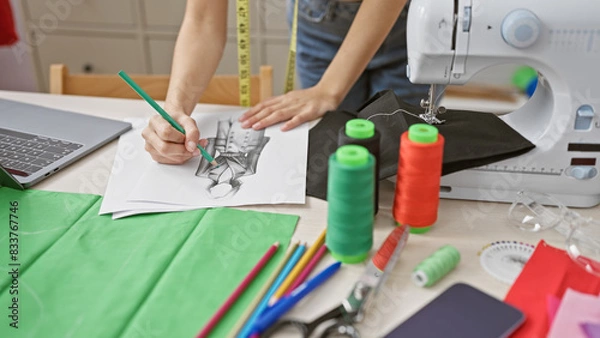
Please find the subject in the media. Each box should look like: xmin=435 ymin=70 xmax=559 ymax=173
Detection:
xmin=512 ymin=66 xmax=537 ymax=91
xmin=345 ymin=119 xmax=375 ymax=139
xmin=326 ymin=145 xmax=375 ymax=264
xmin=411 ymin=245 xmax=460 ymax=287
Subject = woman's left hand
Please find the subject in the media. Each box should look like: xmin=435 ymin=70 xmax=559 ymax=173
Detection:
xmin=238 ymin=86 xmax=340 ymax=131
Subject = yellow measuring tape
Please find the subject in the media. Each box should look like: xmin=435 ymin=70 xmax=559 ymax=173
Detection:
xmin=236 ymin=0 xmax=298 ymax=106
xmin=284 ymin=0 xmax=299 ymax=94
xmin=236 ymin=0 xmax=251 ymax=107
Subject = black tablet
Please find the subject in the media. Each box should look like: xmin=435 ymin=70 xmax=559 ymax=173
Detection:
xmin=384 ymin=283 xmax=525 ymax=338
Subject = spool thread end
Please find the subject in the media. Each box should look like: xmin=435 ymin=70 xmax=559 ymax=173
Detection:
xmin=411 ymin=270 xmax=429 ymax=287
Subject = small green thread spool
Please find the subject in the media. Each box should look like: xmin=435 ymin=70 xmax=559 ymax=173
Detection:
xmin=345 ymin=119 xmax=375 ymax=139
xmin=326 ymin=145 xmax=375 ymax=264
xmin=340 ymin=119 xmax=381 ymax=215
xmin=411 ymin=245 xmax=460 ymax=287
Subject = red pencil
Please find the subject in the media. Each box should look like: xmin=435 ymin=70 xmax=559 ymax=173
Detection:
xmin=197 ymin=241 xmax=280 ymax=338
xmin=284 ymin=244 xmax=328 ymax=296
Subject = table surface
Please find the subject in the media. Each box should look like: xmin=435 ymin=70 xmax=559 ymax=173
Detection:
xmin=2 ymin=90 xmax=598 ymax=336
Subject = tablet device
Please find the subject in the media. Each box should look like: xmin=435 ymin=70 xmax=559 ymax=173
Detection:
xmin=384 ymin=283 xmax=525 ymax=338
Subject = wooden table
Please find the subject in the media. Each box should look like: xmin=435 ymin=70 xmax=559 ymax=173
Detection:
xmin=1 ymin=90 xmax=597 ymax=336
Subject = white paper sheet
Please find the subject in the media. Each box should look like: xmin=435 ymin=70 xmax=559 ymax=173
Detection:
xmin=98 ymin=118 xmax=197 ymax=216
xmin=128 ymin=109 xmax=308 ymax=207
xmin=100 ymin=105 xmax=308 ymax=217
xmin=99 ymin=118 xmax=153 ymax=215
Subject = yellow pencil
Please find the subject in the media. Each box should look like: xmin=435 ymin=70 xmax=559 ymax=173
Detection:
xmin=271 ymin=229 xmax=326 ymax=301
xmin=227 ymin=240 xmax=300 ymax=338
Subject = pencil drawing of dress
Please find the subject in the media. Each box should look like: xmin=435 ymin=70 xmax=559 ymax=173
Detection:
xmin=195 ymin=119 xmax=270 ymax=199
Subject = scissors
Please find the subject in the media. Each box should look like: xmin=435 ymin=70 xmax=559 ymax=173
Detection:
xmin=260 ymin=225 xmax=410 ymax=338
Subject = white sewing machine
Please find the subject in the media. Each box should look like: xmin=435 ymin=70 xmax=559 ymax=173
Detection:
xmin=406 ymin=0 xmax=600 ymax=207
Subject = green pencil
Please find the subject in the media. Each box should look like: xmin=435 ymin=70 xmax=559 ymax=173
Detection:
xmin=117 ymin=70 xmax=217 ymax=166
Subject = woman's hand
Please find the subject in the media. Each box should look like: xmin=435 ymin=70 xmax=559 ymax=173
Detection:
xmin=238 ymin=85 xmax=340 ymax=131
xmin=141 ymin=110 xmax=207 ymax=164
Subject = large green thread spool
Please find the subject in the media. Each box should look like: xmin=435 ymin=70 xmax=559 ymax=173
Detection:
xmin=411 ymin=245 xmax=460 ymax=287
xmin=326 ymin=145 xmax=375 ymax=264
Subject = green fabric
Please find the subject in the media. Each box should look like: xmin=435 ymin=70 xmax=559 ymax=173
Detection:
xmin=0 ymin=188 xmax=298 ymax=337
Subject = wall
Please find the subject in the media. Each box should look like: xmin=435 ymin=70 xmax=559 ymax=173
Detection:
xmin=0 ymin=0 xmax=38 ymax=92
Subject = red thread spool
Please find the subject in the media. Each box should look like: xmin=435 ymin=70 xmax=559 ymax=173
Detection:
xmin=393 ymin=124 xmax=444 ymax=234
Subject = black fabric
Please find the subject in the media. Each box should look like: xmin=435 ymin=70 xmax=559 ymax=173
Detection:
xmin=307 ymin=90 xmax=536 ymax=200
xmin=338 ymin=127 xmax=381 ymax=214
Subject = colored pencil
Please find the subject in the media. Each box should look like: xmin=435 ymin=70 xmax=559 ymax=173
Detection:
xmin=284 ymin=244 xmax=328 ymax=296
xmin=196 ymin=242 xmax=280 ymax=338
xmin=117 ymin=70 xmax=217 ymax=165
xmin=227 ymin=241 xmax=299 ymax=338
xmin=271 ymin=229 xmax=326 ymax=301
xmin=237 ymin=243 xmax=307 ymax=338
xmin=251 ymin=261 xmax=342 ymax=335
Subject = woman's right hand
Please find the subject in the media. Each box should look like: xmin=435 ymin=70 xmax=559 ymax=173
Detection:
xmin=141 ymin=111 xmax=207 ymax=164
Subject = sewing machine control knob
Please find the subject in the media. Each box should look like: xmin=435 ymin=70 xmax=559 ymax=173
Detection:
xmin=569 ymin=166 xmax=598 ymax=180
xmin=575 ymin=105 xmax=595 ymax=130
xmin=501 ymin=9 xmax=541 ymax=49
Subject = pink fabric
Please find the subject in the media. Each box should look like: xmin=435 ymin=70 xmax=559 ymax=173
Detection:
xmin=547 ymin=289 xmax=600 ymax=338
xmin=547 ymin=294 xmax=561 ymax=325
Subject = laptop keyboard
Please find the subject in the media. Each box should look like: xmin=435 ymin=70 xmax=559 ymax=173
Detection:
xmin=0 ymin=128 xmax=83 ymax=177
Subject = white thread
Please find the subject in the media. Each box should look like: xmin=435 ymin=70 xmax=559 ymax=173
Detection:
xmin=366 ymin=108 xmax=429 ymax=123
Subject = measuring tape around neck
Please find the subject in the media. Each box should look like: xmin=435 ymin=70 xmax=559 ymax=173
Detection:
xmin=236 ymin=0 xmax=298 ymax=107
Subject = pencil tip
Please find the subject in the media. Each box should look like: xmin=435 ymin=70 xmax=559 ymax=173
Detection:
xmin=210 ymin=160 xmax=218 ymax=166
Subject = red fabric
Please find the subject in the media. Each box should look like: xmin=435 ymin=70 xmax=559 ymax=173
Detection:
xmin=505 ymin=240 xmax=600 ymax=338
xmin=0 ymin=0 xmax=18 ymax=46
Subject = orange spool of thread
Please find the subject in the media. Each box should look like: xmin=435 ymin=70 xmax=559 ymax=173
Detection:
xmin=393 ymin=124 xmax=444 ymax=234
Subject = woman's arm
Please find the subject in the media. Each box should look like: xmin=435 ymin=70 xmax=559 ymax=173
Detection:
xmin=142 ymin=0 xmax=228 ymax=164
xmin=239 ymin=0 xmax=408 ymax=131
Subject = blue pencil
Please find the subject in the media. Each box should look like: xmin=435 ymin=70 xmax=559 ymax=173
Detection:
xmin=237 ymin=243 xmax=307 ymax=338
xmin=251 ymin=261 xmax=342 ymax=335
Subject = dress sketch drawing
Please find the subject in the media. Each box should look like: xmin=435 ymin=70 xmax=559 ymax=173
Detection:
xmin=195 ymin=119 xmax=270 ymax=199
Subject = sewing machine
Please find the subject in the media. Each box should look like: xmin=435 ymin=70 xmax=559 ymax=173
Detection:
xmin=406 ymin=0 xmax=600 ymax=207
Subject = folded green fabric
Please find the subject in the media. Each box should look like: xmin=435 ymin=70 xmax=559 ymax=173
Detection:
xmin=0 ymin=188 xmax=298 ymax=337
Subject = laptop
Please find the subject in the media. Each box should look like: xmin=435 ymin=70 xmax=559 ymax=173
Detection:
xmin=0 ymin=98 xmax=131 ymax=188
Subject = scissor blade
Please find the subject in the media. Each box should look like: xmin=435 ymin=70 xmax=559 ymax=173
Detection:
xmin=343 ymin=225 xmax=410 ymax=321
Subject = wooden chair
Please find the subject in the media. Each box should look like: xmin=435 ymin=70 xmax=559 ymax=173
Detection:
xmin=49 ymin=64 xmax=273 ymax=106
